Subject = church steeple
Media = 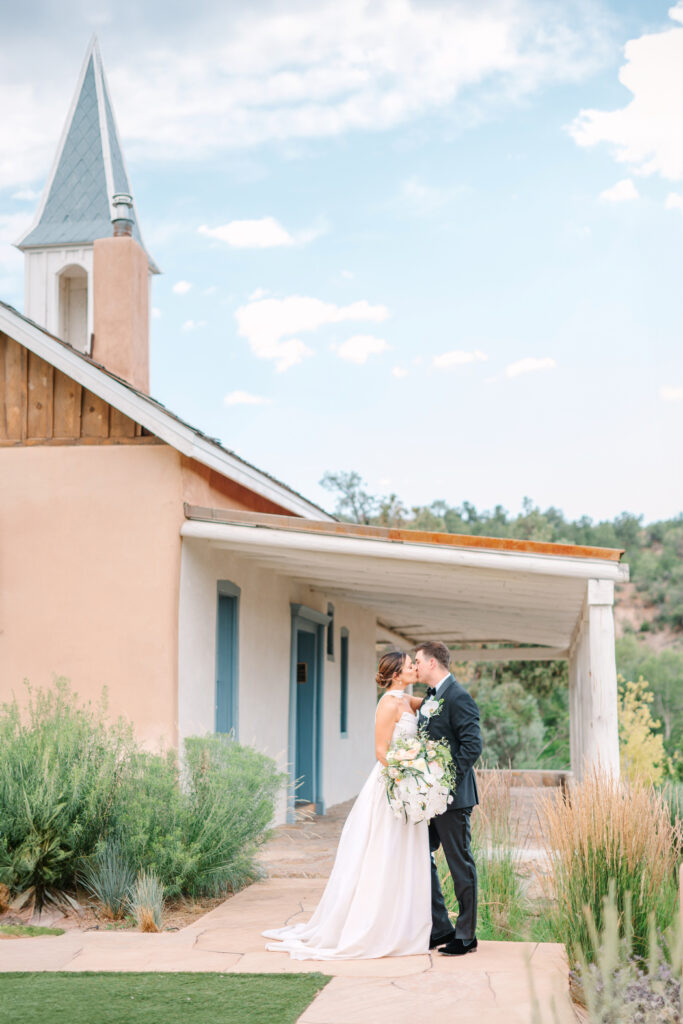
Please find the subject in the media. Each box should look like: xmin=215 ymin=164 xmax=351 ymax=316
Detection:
xmin=16 ymin=37 xmax=157 ymax=359
xmin=18 ymin=37 xmax=155 ymax=263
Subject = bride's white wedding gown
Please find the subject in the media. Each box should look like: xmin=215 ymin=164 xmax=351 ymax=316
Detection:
xmin=263 ymin=695 xmax=431 ymax=959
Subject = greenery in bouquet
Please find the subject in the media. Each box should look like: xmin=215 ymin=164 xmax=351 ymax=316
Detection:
xmin=382 ymin=729 xmax=455 ymax=823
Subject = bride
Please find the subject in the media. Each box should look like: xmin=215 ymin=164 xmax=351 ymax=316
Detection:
xmin=263 ymin=650 xmax=432 ymax=960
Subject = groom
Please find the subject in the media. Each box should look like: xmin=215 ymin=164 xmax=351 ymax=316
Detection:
xmin=415 ymin=641 xmax=483 ymax=956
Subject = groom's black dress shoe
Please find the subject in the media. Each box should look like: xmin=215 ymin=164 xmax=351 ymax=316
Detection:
xmin=439 ymin=937 xmax=478 ymax=956
xmin=429 ymin=930 xmax=455 ymax=949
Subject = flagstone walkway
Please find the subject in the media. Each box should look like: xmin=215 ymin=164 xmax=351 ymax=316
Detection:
xmin=0 ymin=795 xmax=577 ymax=1024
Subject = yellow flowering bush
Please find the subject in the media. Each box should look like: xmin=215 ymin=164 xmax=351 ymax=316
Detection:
xmin=618 ymin=675 xmax=666 ymax=785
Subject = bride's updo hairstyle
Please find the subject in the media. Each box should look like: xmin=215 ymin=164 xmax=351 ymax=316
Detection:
xmin=376 ymin=650 xmax=406 ymax=689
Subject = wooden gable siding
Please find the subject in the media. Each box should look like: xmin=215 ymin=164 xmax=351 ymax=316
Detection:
xmin=0 ymin=332 xmax=161 ymax=446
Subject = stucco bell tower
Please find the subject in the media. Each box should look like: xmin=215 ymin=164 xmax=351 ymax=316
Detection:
xmin=15 ymin=36 xmax=158 ymax=391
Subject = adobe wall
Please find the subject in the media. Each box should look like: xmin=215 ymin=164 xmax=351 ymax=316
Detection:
xmin=180 ymin=455 xmax=300 ymax=516
xmin=0 ymin=443 xmax=184 ymax=748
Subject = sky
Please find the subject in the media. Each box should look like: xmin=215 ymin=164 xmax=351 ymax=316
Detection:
xmin=1 ymin=0 xmax=682 ymax=524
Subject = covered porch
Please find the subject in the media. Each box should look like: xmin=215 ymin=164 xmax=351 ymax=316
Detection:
xmin=180 ymin=505 xmax=628 ymax=811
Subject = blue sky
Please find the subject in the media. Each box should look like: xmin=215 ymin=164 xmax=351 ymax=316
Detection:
xmin=1 ymin=0 xmax=682 ymax=523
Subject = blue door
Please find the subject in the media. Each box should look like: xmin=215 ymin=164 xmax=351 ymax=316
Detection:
xmin=216 ymin=590 xmax=238 ymax=735
xmin=295 ymin=626 xmax=317 ymax=803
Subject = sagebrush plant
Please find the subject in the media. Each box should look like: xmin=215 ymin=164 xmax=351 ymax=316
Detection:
xmin=576 ymin=880 xmax=681 ymax=1024
xmin=128 ymin=870 xmax=164 ymax=932
xmin=527 ymin=881 xmax=682 ymax=1024
xmin=0 ymin=680 xmax=287 ymax=909
xmin=0 ymin=680 xmax=134 ymax=905
xmin=538 ymin=768 xmax=680 ymax=962
xmin=113 ymin=736 xmax=286 ymax=898
xmin=79 ymin=839 xmax=135 ymax=919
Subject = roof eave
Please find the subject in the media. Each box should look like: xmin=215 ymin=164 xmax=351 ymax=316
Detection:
xmin=0 ymin=301 xmax=334 ymax=522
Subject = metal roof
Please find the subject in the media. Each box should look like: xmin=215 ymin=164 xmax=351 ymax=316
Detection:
xmin=183 ymin=505 xmax=625 ymax=563
xmin=16 ymin=37 xmax=158 ymax=272
xmin=181 ymin=507 xmax=629 ymax=651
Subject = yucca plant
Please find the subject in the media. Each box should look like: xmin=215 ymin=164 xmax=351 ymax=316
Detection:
xmin=538 ymin=768 xmax=679 ymax=962
xmin=79 ymin=840 xmax=135 ymax=919
xmin=128 ymin=870 xmax=164 ymax=933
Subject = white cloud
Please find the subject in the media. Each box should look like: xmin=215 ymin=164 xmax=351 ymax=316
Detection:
xmin=0 ymin=3 xmax=612 ymax=189
xmin=11 ymin=188 xmax=39 ymax=201
xmin=173 ymin=280 xmax=192 ymax=295
xmin=660 ymin=385 xmax=683 ymax=401
xmin=569 ymin=5 xmax=683 ymax=180
xmin=235 ymin=294 xmax=389 ymax=372
xmin=181 ymin=319 xmax=207 ymax=332
xmin=224 ymin=390 xmax=271 ymax=406
xmin=199 ymin=217 xmax=294 ymax=248
xmin=202 ymin=285 xmax=218 ymax=296
xmin=341 ymin=270 xmax=354 ymax=280
xmin=392 ymin=366 xmax=409 ymax=378
xmin=433 ymin=349 xmax=487 ymax=369
xmin=151 ymin=307 xmax=161 ymax=319
xmin=506 ymin=356 xmax=556 ymax=378
xmin=249 ymin=287 xmax=268 ymax=301
xmin=665 ymin=192 xmax=683 ymax=213
xmin=336 ymin=334 xmax=389 ymax=364
xmin=600 ymin=178 xmax=639 ymax=202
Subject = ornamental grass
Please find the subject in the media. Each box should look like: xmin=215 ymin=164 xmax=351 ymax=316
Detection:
xmin=537 ymin=767 xmax=680 ymax=962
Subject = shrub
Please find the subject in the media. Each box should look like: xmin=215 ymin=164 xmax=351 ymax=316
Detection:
xmin=0 ymin=681 xmax=286 ymax=908
xmin=576 ymin=880 xmax=681 ymax=1024
xmin=467 ymin=677 xmax=545 ymax=767
xmin=79 ymin=839 xmax=135 ymax=919
xmin=527 ymin=881 xmax=682 ymax=1023
xmin=538 ymin=769 xmax=679 ymax=962
xmin=619 ymin=677 xmax=666 ymax=785
xmin=0 ymin=680 xmax=134 ymax=905
xmin=114 ymin=736 xmax=286 ymax=898
xmin=128 ymin=870 xmax=164 ymax=932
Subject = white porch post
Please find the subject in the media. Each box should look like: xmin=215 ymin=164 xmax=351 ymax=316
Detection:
xmin=568 ymin=579 xmax=620 ymax=780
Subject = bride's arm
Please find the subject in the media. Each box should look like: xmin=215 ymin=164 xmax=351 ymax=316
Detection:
xmin=406 ymin=694 xmax=423 ymax=711
xmin=374 ymin=699 xmax=399 ymax=766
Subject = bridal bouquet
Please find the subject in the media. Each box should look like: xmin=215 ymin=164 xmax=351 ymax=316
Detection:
xmin=381 ymin=731 xmax=455 ymax=824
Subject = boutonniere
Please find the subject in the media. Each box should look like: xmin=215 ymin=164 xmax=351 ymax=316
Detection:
xmin=421 ymin=697 xmax=444 ymax=719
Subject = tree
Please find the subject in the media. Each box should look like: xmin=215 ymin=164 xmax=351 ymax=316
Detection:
xmin=319 ymin=471 xmax=377 ymax=523
xmin=618 ymin=676 xmax=666 ymax=785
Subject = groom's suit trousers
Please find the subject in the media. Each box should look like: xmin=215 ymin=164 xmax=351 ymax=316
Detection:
xmin=429 ymin=805 xmax=477 ymax=942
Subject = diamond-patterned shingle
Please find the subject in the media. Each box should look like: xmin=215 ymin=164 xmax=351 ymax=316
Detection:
xmin=19 ymin=40 xmax=157 ymax=270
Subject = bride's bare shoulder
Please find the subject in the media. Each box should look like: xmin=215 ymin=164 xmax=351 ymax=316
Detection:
xmin=375 ymin=693 xmax=401 ymax=719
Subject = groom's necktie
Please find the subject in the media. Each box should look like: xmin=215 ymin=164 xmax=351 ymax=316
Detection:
xmin=426 ymin=687 xmax=437 ymax=698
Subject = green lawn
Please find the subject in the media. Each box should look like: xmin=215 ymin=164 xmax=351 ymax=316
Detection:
xmin=0 ymin=973 xmax=330 ymax=1024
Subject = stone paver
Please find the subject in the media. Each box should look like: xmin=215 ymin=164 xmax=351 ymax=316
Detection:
xmin=0 ymin=797 xmax=577 ymax=1023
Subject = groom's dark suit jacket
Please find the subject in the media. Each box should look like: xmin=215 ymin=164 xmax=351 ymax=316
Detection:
xmin=422 ymin=675 xmax=482 ymax=810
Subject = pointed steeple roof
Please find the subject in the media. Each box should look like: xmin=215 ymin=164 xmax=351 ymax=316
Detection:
xmin=17 ymin=37 xmax=158 ymax=272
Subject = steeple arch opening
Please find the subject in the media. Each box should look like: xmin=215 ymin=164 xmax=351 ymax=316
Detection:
xmin=58 ymin=263 xmax=89 ymax=353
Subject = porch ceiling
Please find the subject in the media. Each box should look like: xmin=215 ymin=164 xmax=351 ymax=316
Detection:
xmin=181 ymin=507 xmax=629 ymax=652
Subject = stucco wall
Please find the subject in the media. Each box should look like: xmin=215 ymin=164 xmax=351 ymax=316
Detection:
xmin=0 ymin=444 xmax=184 ymax=748
xmin=178 ymin=538 xmax=378 ymax=822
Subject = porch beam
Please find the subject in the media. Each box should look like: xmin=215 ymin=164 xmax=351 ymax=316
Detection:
xmin=449 ymin=646 xmax=568 ymax=662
